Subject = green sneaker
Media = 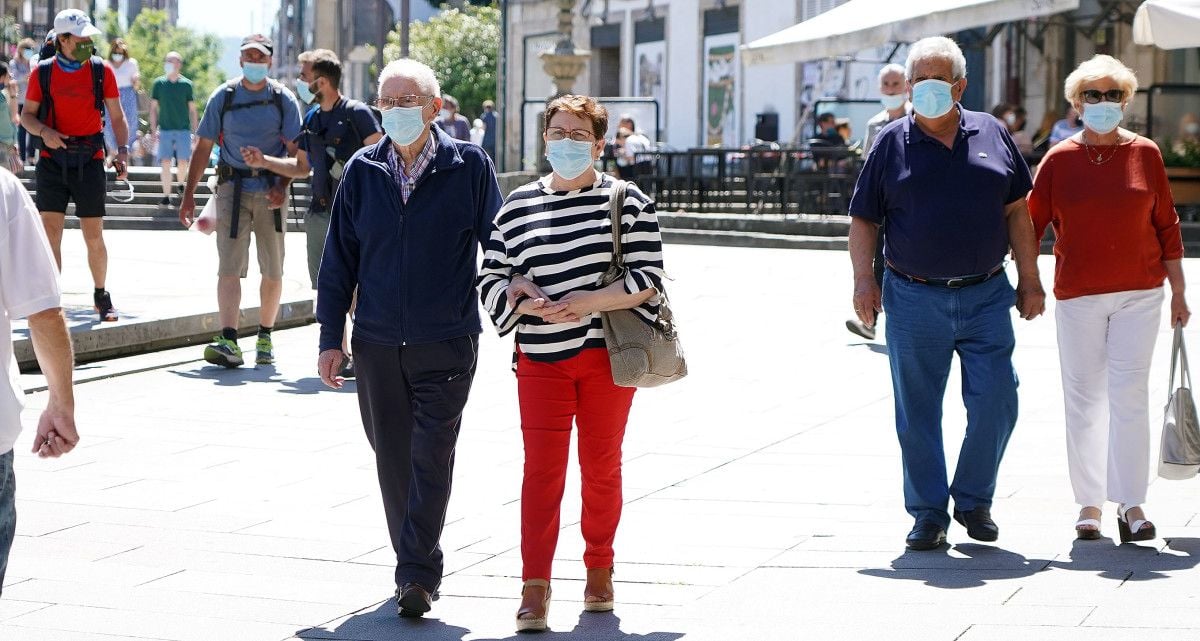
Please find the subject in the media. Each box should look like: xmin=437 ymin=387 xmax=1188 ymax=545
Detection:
xmin=203 ymin=337 xmax=243 ymax=368
xmin=255 ymin=335 xmax=275 ymax=365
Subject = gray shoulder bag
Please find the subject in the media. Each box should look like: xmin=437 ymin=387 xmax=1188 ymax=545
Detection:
xmin=1159 ymin=323 xmax=1200 ymax=480
xmin=597 ymin=180 xmax=687 ymax=388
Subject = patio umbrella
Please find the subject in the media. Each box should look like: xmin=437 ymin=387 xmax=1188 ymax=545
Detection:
xmin=743 ymin=0 xmax=1079 ymax=65
xmin=1133 ymin=0 xmax=1200 ymax=49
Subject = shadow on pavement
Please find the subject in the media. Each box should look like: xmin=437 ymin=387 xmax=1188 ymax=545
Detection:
xmin=295 ymin=602 xmax=684 ymax=641
xmin=1047 ymin=536 xmax=1200 ymax=581
xmin=474 ymin=612 xmax=685 ymax=641
xmin=857 ymin=543 xmax=1051 ymax=589
xmin=169 ymin=363 xmax=284 ymax=386
xmin=295 ymin=600 xmax=470 ymax=641
xmin=847 ymin=341 xmax=888 ymax=355
xmin=279 ymin=377 xmax=357 ymax=395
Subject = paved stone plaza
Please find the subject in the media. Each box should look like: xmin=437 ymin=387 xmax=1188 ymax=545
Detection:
xmin=2 ymin=231 xmax=1200 ymax=640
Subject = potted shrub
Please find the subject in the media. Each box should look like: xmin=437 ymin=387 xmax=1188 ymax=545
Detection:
xmin=1163 ymin=139 xmax=1200 ymax=206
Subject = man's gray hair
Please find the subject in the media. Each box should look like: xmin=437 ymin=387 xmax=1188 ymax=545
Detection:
xmin=878 ymin=63 xmax=905 ymax=83
xmin=378 ymin=58 xmax=441 ymax=98
xmin=905 ymin=37 xmax=967 ymax=81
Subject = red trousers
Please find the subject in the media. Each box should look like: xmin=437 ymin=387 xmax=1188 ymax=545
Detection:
xmin=517 ymin=347 xmax=636 ymax=581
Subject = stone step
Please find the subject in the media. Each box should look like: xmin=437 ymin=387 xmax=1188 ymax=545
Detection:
xmin=658 ymin=212 xmax=850 ymax=236
xmin=662 ymin=228 xmax=848 ymax=251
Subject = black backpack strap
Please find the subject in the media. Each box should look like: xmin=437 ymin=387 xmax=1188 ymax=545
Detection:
xmin=218 ymin=80 xmax=237 ymax=133
xmin=36 ymin=58 xmax=54 ymax=125
xmin=343 ymin=99 xmax=367 ymax=148
xmin=90 ymin=56 xmax=105 ymax=113
xmin=271 ymin=81 xmax=284 ymax=122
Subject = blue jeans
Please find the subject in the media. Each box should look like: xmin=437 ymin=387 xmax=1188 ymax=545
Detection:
xmin=0 ymin=449 xmax=14 ymax=596
xmin=883 ymin=270 xmax=1019 ymax=529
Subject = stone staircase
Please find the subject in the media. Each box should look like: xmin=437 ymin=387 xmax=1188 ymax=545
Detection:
xmin=16 ymin=165 xmax=311 ymax=231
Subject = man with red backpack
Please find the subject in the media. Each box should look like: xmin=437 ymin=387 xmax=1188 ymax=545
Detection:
xmin=20 ymin=9 xmax=129 ymax=322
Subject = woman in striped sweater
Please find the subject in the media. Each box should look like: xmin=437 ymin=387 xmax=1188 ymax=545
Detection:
xmin=478 ymin=94 xmax=666 ymax=633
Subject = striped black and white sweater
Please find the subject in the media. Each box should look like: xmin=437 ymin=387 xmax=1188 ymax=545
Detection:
xmin=478 ymin=172 xmax=667 ymax=363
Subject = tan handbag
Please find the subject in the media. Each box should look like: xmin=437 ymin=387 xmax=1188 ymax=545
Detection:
xmin=598 ymin=179 xmax=687 ymax=388
xmin=1160 ymin=323 xmax=1200 ymax=480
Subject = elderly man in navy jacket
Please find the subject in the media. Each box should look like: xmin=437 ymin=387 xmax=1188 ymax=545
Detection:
xmin=316 ymin=58 xmax=502 ymax=618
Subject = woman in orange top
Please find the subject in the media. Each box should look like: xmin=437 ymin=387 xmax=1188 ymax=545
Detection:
xmin=1029 ymin=55 xmax=1189 ymax=544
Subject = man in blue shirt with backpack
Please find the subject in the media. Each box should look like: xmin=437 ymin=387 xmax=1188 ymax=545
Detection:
xmin=178 ymin=34 xmax=302 ymax=369
xmin=240 ymin=49 xmax=382 ymax=377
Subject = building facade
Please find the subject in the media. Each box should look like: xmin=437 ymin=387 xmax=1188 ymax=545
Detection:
xmin=20 ymin=0 xmax=89 ymax=37
xmin=500 ymin=0 xmax=1200 ymax=173
xmin=274 ymin=0 xmax=418 ymax=100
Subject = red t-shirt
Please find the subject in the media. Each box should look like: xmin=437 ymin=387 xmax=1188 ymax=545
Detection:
xmin=1029 ymin=136 xmax=1184 ymax=300
xmin=25 ymin=59 xmax=119 ymax=158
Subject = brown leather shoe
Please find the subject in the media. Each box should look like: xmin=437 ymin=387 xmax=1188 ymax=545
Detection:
xmin=516 ymin=579 xmax=550 ymax=632
xmin=583 ymin=567 xmax=614 ymax=612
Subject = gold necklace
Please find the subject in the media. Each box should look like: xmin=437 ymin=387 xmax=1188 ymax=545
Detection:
xmin=1081 ymin=132 xmax=1123 ymax=166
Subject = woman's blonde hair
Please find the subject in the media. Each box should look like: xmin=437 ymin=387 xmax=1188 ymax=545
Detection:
xmin=1064 ymin=55 xmax=1138 ymax=106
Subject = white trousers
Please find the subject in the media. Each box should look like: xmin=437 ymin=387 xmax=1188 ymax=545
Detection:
xmin=1056 ymin=287 xmax=1163 ymax=508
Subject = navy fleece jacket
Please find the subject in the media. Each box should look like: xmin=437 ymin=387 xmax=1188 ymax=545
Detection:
xmin=316 ymin=124 xmax=503 ymax=352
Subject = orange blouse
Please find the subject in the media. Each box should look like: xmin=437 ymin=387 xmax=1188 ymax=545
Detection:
xmin=1028 ymin=136 xmax=1184 ymax=300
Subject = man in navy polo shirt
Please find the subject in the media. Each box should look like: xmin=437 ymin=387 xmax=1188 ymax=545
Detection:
xmin=847 ymin=36 xmax=1045 ymax=551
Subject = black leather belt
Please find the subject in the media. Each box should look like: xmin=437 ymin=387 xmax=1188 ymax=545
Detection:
xmin=886 ymin=262 xmax=1005 ymax=289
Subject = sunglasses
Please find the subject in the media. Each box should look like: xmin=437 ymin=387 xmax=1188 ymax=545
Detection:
xmin=1080 ymin=89 xmax=1125 ymax=104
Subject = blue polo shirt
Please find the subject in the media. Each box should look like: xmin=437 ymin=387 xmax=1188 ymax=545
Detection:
xmin=848 ymin=106 xmax=1033 ymax=279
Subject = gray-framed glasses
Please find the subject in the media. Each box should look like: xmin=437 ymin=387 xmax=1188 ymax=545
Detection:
xmin=374 ymin=95 xmax=434 ymax=110
xmin=545 ymin=127 xmax=596 ymax=142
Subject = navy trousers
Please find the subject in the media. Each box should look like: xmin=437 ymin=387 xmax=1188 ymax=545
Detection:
xmin=352 ymin=335 xmax=478 ymax=591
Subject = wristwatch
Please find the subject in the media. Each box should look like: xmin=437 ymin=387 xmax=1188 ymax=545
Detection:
xmin=117 ymin=145 xmax=129 ymax=154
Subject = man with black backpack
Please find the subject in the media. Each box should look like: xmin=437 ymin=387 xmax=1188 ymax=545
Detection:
xmin=178 ymin=34 xmax=302 ymax=368
xmin=20 ymin=10 xmax=130 ymax=322
xmin=241 ymin=49 xmax=381 ymax=377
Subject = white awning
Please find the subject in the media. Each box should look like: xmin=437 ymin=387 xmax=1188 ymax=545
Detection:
xmin=742 ymin=0 xmax=1081 ymax=66
xmin=1133 ymin=0 xmax=1200 ymax=49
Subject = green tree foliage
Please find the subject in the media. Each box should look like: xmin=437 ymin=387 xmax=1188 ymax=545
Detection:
xmin=385 ymin=4 xmax=499 ymax=120
xmin=100 ymin=10 xmax=225 ymax=114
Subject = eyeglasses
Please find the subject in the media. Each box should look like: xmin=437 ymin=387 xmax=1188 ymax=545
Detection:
xmin=545 ymin=127 xmax=596 ymax=142
xmin=1080 ymin=89 xmax=1125 ymax=104
xmin=373 ymin=95 xmax=433 ymax=110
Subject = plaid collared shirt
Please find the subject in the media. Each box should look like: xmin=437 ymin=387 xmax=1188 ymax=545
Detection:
xmin=390 ymin=131 xmax=438 ymax=204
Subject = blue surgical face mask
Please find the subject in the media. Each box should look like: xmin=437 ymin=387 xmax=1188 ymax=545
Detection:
xmin=546 ymin=139 xmax=596 ymax=180
xmin=1081 ymin=102 xmax=1123 ymax=135
xmin=880 ymin=93 xmax=905 ymax=111
xmin=111 ymin=53 xmax=124 ymax=63
xmin=242 ymin=62 xmax=269 ymax=84
xmin=295 ymin=80 xmax=315 ymax=105
xmin=910 ymin=79 xmax=955 ymax=119
xmin=382 ymin=106 xmax=428 ymax=147
xmin=164 ymin=61 xmax=177 ymax=75
xmin=22 ymin=49 xmax=34 ymax=61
